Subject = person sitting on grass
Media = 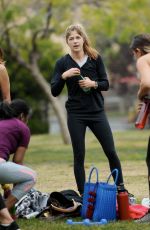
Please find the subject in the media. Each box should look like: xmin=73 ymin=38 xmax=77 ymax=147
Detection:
xmin=0 ymin=99 xmax=37 ymax=211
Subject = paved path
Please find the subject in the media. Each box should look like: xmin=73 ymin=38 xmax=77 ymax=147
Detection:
xmin=49 ymin=116 xmax=133 ymax=134
xmin=108 ymin=116 xmax=133 ymax=132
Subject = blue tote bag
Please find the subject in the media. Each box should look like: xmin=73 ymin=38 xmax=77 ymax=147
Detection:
xmin=81 ymin=166 xmax=118 ymax=221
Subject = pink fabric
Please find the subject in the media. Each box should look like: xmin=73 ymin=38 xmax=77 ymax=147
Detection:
xmin=0 ymin=158 xmax=6 ymax=163
xmin=129 ymin=204 xmax=149 ymax=219
xmin=20 ymin=169 xmax=36 ymax=182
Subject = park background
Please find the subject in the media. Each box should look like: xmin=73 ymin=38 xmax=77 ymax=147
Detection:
xmin=1 ymin=0 xmax=150 ymax=229
xmin=1 ymin=0 xmax=148 ymax=139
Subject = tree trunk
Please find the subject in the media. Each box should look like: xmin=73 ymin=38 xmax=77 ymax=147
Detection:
xmin=29 ymin=63 xmax=70 ymax=144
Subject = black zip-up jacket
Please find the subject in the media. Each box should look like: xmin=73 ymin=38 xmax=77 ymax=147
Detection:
xmin=51 ymin=54 xmax=109 ymax=114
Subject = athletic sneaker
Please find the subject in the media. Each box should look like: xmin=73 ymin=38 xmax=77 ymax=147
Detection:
xmin=123 ymin=188 xmax=134 ymax=198
xmin=135 ymin=212 xmax=150 ymax=223
xmin=0 ymin=221 xmax=20 ymax=230
xmin=119 ymin=190 xmax=136 ymax=205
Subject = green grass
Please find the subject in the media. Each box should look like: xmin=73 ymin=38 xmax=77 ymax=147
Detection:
xmin=25 ymin=129 xmax=149 ymax=165
xmin=6 ymin=130 xmax=150 ymax=229
xmin=17 ymin=218 xmax=150 ymax=230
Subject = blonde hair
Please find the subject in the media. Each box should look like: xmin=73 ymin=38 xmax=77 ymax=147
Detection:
xmin=0 ymin=48 xmax=4 ymax=64
xmin=130 ymin=34 xmax=150 ymax=54
xmin=65 ymin=24 xmax=99 ymax=59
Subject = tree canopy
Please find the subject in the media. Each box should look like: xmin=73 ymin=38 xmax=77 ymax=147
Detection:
xmin=1 ymin=0 xmax=150 ymax=138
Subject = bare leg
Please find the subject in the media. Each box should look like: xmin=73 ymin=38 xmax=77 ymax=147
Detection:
xmin=5 ymin=195 xmax=18 ymax=210
xmin=0 ymin=208 xmax=13 ymax=224
xmin=0 ymin=193 xmax=14 ymax=224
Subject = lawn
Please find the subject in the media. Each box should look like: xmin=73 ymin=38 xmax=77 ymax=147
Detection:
xmin=2 ymin=129 xmax=150 ymax=229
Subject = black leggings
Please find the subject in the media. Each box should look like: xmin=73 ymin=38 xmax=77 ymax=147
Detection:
xmin=67 ymin=111 xmax=124 ymax=195
xmin=0 ymin=193 xmax=5 ymax=210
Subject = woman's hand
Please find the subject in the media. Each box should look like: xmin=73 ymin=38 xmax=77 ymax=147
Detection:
xmin=79 ymin=77 xmax=95 ymax=89
xmin=62 ymin=68 xmax=80 ymax=80
xmin=136 ymin=101 xmax=144 ymax=112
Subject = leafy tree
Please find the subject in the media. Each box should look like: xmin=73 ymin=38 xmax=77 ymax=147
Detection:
xmin=0 ymin=0 xmax=72 ymax=143
xmin=70 ymin=0 xmax=149 ymax=102
xmin=80 ymin=0 xmax=150 ymax=77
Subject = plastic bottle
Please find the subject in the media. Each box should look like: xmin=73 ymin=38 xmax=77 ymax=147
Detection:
xmin=10 ymin=206 xmax=17 ymax=220
xmin=117 ymin=191 xmax=130 ymax=220
xmin=79 ymin=75 xmax=91 ymax=93
xmin=25 ymin=211 xmax=39 ymax=219
xmin=1 ymin=184 xmax=11 ymax=199
xmin=135 ymin=98 xmax=150 ymax=129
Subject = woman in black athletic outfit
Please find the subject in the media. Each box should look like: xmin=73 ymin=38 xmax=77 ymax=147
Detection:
xmin=51 ymin=24 xmax=125 ymax=195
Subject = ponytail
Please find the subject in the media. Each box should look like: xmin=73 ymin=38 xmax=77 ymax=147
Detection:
xmin=130 ymin=34 xmax=150 ymax=54
xmin=10 ymin=99 xmax=30 ymax=118
xmin=0 ymin=99 xmax=30 ymax=120
xmin=0 ymin=102 xmax=14 ymax=120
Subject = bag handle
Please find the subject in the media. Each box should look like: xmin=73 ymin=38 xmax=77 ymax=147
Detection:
xmin=106 ymin=169 xmax=118 ymax=185
xmin=88 ymin=166 xmax=99 ymax=183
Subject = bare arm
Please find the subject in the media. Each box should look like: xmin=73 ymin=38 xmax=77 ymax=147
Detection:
xmin=12 ymin=146 xmax=27 ymax=165
xmin=0 ymin=65 xmax=11 ymax=102
xmin=136 ymin=56 xmax=150 ymax=100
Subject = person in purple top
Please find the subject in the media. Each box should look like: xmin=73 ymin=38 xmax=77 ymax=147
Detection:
xmin=0 ymin=48 xmax=20 ymax=230
xmin=0 ymin=99 xmax=37 ymax=212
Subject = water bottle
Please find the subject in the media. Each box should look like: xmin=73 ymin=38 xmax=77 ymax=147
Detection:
xmin=79 ymin=75 xmax=91 ymax=93
xmin=1 ymin=184 xmax=11 ymax=199
xmin=135 ymin=97 xmax=150 ymax=129
xmin=117 ymin=191 xmax=130 ymax=220
xmin=10 ymin=206 xmax=17 ymax=220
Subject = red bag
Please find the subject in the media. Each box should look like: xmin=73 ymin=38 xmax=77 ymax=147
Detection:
xmin=129 ymin=204 xmax=149 ymax=219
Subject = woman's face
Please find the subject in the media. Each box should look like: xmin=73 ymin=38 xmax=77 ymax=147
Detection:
xmin=67 ymin=30 xmax=84 ymax=53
